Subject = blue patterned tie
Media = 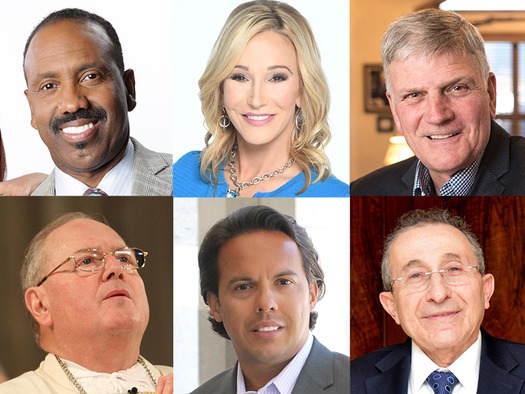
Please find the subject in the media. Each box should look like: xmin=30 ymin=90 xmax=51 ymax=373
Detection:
xmin=427 ymin=370 xmax=458 ymax=394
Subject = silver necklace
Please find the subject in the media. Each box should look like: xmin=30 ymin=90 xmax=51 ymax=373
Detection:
xmin=226 ymin=144 xmax=295 ymax=198
xmin=55 ymin=355 xmax=157 ymax=394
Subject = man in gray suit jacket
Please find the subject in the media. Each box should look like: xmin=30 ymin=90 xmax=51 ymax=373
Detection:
xmin=193 ymin=206 xmax=349 ymax=394
xmin=23 ymin=8 xmax=172 ymax=196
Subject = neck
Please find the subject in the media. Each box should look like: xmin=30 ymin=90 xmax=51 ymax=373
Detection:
xmin=235 ymin=140 xmax=293 ymax=181
xmin=421 ymin=340 xmax=476 ymax=368
xmin=44 ymin=332 xmax=142 ymax=373
xmin=57 ymin=138 xmax=129 ymax=188
xmin=429 ymin=172 xmax=451 ymax=195
xmin=240 ymin=360 xmax=289 ymax=392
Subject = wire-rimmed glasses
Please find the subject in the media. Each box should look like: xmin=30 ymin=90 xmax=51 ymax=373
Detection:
xmin=388 ymin=264 xmax=480 ymax=292
xmin=36 ymin=247 xmax=148 ymax=286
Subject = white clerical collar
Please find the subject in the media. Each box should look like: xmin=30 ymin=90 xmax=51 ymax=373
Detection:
xmin=55 ymin=139 xmax=134 ymax=196
xmin=409 ymin=331 xmax=482 ymax=393
xmin=60 ymin=356 xmax=155 ymax=394
xmin=236 ymin=332 xmax=314 ymax=394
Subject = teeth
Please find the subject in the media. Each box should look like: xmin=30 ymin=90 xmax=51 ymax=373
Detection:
xmin=429 ymin=133 xmax=455 ymax=140
xmin=62 ymin=123 xmax=94 ymax=135
xmin=247 ymin=115 xmax=270 ymax=121
xmin=256 ymin=326 xmax=279 ymax=332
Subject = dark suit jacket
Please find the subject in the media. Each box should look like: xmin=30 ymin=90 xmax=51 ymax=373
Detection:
xmin=191 ymin=337 xmax=349 ymax=394
xmin=350 ymin=121 xmax=525 ymax=196
xmin=351 ymin=329 xmax=525 ymax=393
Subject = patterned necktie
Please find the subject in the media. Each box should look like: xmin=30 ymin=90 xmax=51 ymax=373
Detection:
xmin=83 ymin=187 xmax=108 ymax=196
xmin=427 ymin=370 xmax=458 ymax=394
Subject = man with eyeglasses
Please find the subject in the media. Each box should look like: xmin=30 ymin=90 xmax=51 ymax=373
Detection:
xmin=0 ymin=212 xmax=173 ymax=394
xmin=351 ymin=208 xmax=525 ymax=393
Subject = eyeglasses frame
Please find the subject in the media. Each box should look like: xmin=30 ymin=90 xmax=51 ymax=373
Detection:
xmin=36 ymin=247 xmax=148 ymax=287
xmin=388 ymin=264 xmax=481 ymax=292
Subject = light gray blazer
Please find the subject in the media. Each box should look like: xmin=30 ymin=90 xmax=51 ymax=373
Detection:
xmin=31 ymin=137 xmax=172 ymax=196
xmin=191 ymin=337 xmax=350 ymax=394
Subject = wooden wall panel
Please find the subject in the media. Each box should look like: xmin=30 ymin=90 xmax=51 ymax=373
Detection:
xmin=351 ymin=196 xmax=525 ymax=359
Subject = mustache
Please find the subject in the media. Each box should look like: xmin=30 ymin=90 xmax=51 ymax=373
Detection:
xmin=50 ymin=108 xmax=107 ymax=134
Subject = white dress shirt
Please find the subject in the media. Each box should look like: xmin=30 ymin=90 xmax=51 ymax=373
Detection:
xmin=236 ymin=332 xmax=314 ymax=394
xmin=408 ymin=331 xmax=482 ymax=394
xmin=55 ymin=139 xmax=134 ymax=195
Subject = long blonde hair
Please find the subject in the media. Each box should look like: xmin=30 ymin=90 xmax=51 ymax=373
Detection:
xmin=199 ymin=0 xmax=332 ymax=194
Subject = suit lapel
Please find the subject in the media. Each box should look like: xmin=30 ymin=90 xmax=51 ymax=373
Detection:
xmin=365 ymin=340 xmax=411 ymax=394
xmin=471 ymin=121 xmax=509 ymax=195
xmin=129 ymin=137 xmax=172 ymax=196
xmin=477 ymin=330 xmax=525 ymax=394
xmin=401 ymin=158 xmax=417 ymax=195
xmin=291 ymin=338 xmax=334 ymax=393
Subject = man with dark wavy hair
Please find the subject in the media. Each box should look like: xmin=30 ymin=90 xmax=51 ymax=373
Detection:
xmin=194 ymin=205 xmax=349 ymax=394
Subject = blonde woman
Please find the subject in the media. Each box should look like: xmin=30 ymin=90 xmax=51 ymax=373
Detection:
xmin=173 ymin=0 xmax=348 ymax=197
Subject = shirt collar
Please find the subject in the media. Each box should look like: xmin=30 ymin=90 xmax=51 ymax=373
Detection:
xmin=236 ymin=332 xmax=314 ymax=394
xmin=59 ymin=355 xmax=155 ymax=393
xmin=55 ymin=139 xmax=134 ymax=196
xmin=409 ymin=331 xmax=482 ymax=393
xmin=413 ymin=153 xmax=483 ymax=196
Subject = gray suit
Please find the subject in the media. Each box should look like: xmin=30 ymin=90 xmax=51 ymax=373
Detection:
xmin=191 ymin=337 xmax=349 ymax=394
xmin=31 ymin=137 xmax=172 ymax=196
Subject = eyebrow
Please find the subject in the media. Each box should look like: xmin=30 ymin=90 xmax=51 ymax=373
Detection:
xmin=399 ymin=75 xmax=476 ymax=95
xmin=32 ymin=62 xmax=105 ymax=83
xmin=225 ymin=269 xmax=300 ymax=287
xmin=232 ymin=64 xmax=294 ymax=75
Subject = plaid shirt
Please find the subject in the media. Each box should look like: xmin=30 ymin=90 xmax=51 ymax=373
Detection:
xmin=413 ymin=154 xmax=483 ymax=196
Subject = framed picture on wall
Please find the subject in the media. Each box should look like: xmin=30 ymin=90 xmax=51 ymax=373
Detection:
xmin=364 ymin=64 xmax=390 ymax=113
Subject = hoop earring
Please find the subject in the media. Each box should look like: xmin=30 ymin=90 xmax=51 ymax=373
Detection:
xmin=295 ymin=109 xmax=304 ymax=131
xmin=219 ymin=111 xmax=231 ymax=130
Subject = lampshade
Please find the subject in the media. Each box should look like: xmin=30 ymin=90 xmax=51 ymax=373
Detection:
xmin=383 ymin=135 xmax=414 ymax=166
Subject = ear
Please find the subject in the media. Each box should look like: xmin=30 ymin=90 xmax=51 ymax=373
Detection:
xmin=379 ymin=291 xmax=401 ymax=325
xmin=25 ymin=287 xmax=53 ymax=328
xmin=24 ymin=89 xmax=37 ymax=130
xmin=295 ymin=93 xmax=302 ymax=109
xmin=486 ymin=72 xmax=497 ymax=119
xmin=482 ymin=273 xmax=495 ymax=310
xmin=386 ymin=91 xmax=402 ymax=135
xmin=123 ymin=69 xmax=137 ymax=112
xmin=308 ymin=280 xmax=319 ymax=311
xmin=207 ymin=292 xmax=223 ymax=323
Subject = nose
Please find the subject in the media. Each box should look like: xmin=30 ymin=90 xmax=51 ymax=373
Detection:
xmin=247 ymin=80 xmax=267 ymax=109
xmin=255 ymin=285 xmax=278 ymax=313
xmin=57 ymin=81 xmax=89 ymax=114
xmin=102 ymin=254 xmax=125 ymax=281
xmin=423 ymin=92 xmax=454 ymax=125
xmin=425 ymin=272 xmax=451 ymax=303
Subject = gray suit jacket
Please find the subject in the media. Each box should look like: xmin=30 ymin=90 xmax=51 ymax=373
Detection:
xmin=191 ymin=337 xmax=349 ymax=394
xmin=31 ymin=137 xmax=172 ymax=196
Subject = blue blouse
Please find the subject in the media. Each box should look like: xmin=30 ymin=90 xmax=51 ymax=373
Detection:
xmin=173 ymin=151 xmax=349 ymax=197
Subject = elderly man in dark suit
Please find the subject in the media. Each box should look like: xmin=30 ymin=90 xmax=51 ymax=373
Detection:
xmin=193 ymin=205 xmax=349 ymax=394
xmin=351 ymin=9 xmax=525 ymax=196
xmin=351 ymin=208 xmax=525 ymax=393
